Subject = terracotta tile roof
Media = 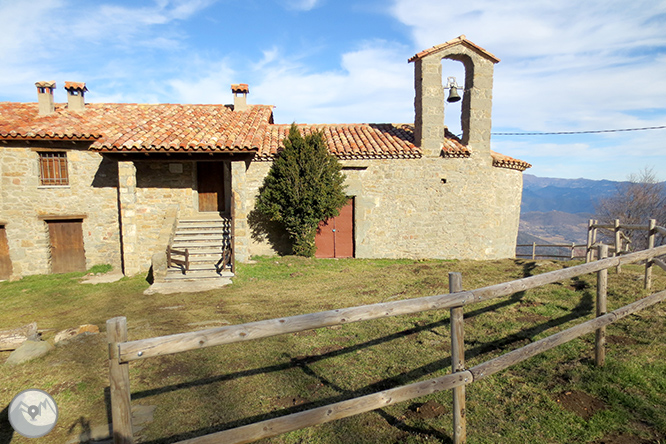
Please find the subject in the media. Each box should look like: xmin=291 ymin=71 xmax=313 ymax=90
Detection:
xmin=408 ymin=35 xmax=500 ymax=64
xmin=491 ymin=151 xmax=532 ymax=171
xmin=64 ymin=81 xmax=87 ymax=92
xmin=231 ymin=84 xmax=249 ymax=94
xmin=256 ymin=123 xmax=425 ymax=160
xmin=0 ymin=102 xmax=274 ymax=152
xmin=0 ymin=100 xmax=528 ymax=169
xmin=35 ymin=81 xmax=56 ymax=89
xmin=442 ymin=129 xmax=471 ymax=157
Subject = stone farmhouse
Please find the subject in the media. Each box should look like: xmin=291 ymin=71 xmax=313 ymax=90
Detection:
xmin=0 ymin=36 xmax=530 ymax=282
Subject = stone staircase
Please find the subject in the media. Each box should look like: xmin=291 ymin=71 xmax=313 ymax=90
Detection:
xmin=166 ymin=215 xmax=233 ymax=282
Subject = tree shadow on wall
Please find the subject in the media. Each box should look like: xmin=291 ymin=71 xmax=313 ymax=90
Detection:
xmin=247 ymin=209 xmax=292 ymax=256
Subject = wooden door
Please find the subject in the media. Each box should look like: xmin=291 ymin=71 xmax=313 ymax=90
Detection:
xmin=47 ymin=220 xmax=86 ymax=273
xmin=0 ymin=226 xmax=12 ymax=279
xmin=197 ymin=162 xmax=225 ymax=212
xmin=315 ymin=199 xmax=354 ymax=258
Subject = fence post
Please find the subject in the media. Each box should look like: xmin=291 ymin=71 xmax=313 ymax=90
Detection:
xmin=586 ymin=219 xmax=594 ymax=263
xmin=595 ymin=244 xmax=608 ymax=367
xmin=645 ymin=219 xmax=656 ymax=290
xmin=614 ymin=220 xmax=622 ymax=273
xmin=531 ymin=242 xmax=536 ymax=260
xmin=570 ymin=242 xmax=575 ymax=260
xmin=449 ymin=272 xmax=466 ymax=444
xmin=592 ymin=220 xmax=599 ymax=261
xmin=107 ymin=317 xmax=134 ymax=444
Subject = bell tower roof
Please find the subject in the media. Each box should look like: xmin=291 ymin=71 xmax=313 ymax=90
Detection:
xmin=408 ymin=35 xmax=500 ymax=64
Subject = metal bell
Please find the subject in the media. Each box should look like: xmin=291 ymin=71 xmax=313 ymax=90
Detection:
xmin=447 ymin=86 xmax=461 ymax=103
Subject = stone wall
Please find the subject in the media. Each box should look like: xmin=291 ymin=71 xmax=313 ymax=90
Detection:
xmin=129 ymin=161 xmax=197 ymax=273
xmin=1 ymin=144 xmax=522 ymax=278
xmin=236 ymin=156 xmax=523 ymax=261
xmin=119 ymin=160 xmax=235 ymax=275
xmin=0 ymin=145 xmax=121 ymax=278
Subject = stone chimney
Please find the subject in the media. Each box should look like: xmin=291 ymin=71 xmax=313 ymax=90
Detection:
xmin=64 ymin=81 xmax=88 ymax=110
xmin=231 ymin=84 xmax=249 ymax=112
xmin=35 ymin=81 xmax=56 ymax=115
xmin=409 ymin=36 xmax=500 ymax=159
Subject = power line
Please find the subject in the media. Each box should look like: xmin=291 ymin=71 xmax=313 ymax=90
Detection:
xmin=491 ymin=125 xmax=666 ymax=136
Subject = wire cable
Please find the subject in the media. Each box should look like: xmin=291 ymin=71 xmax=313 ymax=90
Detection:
xmin=492 ymin=125 xmax=666 ymax=136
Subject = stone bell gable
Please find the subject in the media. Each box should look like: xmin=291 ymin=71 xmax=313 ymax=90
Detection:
xmin=410 ymin=35 xmax=499 ymax=160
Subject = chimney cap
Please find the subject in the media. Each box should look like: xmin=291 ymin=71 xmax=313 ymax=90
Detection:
xmin=64 ymin=81 xmax=88 ymax=92
xmin=231 ymin=83 xmax=249 ymax=94
xmin=35 ymin=81 xmax=56 ymax=89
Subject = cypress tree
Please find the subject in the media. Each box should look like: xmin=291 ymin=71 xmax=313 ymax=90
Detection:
xmin=255 ymin=123 xmax=347 ymax=257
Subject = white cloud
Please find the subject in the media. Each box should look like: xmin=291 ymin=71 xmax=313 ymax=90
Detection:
xmin=389 ymin=0 xmax=666 ymax=178
xmin=282 ymin=0 xmax=322 ymax=11
xmin=1 ymin=0 xmax=663 ymax=180
xmin=390 ymin=0 xmax=666 ymax=119
xmin=167 ymin=58 xmax=236 ymax=104
xmin=161 ymin=40 xmax=414 ymax=123
xmin=0 ymin=0 xmax=217 ymax=102
xmin=249 ymin=41 xmax=414 ymax=124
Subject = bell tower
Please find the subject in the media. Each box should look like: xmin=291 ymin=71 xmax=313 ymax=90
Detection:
xmin=409 ymin=35 xmax=500 ymax=160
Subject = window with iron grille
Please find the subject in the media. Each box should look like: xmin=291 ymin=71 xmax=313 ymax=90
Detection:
xmin=39 ymin=152 xmax=69 ymax=185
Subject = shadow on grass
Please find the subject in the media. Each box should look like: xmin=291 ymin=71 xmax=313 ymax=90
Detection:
xmin=0 ymin=403 xmax=14 ymax=444
xmin=520 ymin=260 xmax=539 ymax=278
xmin=135 ymin=288 xmax=594 ymax=444
xmin=132 ymin=293 xmax=526 ymax=402
xmin=466 ymin=289 xmax=594 ymax=360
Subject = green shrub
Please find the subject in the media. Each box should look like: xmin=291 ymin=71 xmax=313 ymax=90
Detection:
xmin=255 ymin=124 xmax=347 ymax=256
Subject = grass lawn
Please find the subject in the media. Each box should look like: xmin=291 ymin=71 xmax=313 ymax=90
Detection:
xmin=0 ymin=257 xmax=665 ymax=444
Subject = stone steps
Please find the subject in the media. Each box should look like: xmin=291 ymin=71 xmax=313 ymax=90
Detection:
xmin=166 ymin=269 xmax=234 ymax=280
xmin=166 ymin=215 xmax=233 ymax=282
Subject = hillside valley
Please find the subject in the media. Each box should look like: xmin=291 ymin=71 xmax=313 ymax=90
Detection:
xmin=518 ymin=174 xmax=624 ymax=245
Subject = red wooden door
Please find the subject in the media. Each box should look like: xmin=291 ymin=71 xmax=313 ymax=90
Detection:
xmin=315 ymin=199 xmax=354 ymax=258
xmin=197 ymin=162 xmax=225 ymax=212
xmin=0 ymin=226 xmax=12 ymax=279
xmin=47 ymin=220 xmax=86 ymax=273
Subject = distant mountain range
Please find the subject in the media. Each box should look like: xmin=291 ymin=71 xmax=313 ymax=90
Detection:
xmin=519 ymin=174 xmax=624 ymax=245
xmin=521 ymin=174 xmax=625 ymax=214
xmin=518 ymin=174 xmax=665 ymax=251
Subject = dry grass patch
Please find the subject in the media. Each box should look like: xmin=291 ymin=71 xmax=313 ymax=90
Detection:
xmin=0 ymin=257 xmax=664 ymax=443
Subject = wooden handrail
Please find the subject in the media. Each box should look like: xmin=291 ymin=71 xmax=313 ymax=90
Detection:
xmin=167 ymin=247 xmax=189 ymax=272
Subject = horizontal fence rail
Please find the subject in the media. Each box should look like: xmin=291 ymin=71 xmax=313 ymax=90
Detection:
xmin=516 ymin=242 xmax=587 ymax=260
xmin=516 ymin=242 xmax=586 ymax=260
xmin=585 ymin=218 xmax=663 ymax=266
xmin=174 ymin=289 xmax=666 ymax=444
xmin=470 ymin=289 xmax=666 ymax=381
xmin=108 ymin=235 xmax=666 ymax=444
xmin=116 ymin=243 xmax=666 ymax=364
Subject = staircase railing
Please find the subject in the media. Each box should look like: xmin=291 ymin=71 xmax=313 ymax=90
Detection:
xmin=166 ymin=247 xmax=189 ymax=273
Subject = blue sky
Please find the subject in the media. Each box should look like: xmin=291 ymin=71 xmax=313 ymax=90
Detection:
xmin=1 ymin=0 xmax=665 ymax=181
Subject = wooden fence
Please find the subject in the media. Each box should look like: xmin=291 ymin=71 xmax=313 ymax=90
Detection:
xmin=586 ymin=218 xmax=665 ymax=288
xmin=107 ymin=240 xmax=666 ymax=444
xmin=516 ymin=242 xmax=586 ymax=260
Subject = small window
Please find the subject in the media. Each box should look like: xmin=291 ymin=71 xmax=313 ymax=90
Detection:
xmin=39 ymin=152 xmax=69 ymax=186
